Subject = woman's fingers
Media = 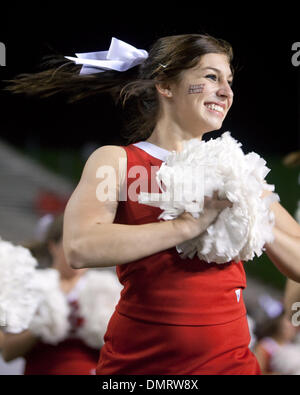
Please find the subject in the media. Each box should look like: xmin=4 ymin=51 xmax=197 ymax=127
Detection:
xmin=214 ymin=199 xmax=233 ymax=210
xmin=204 ymin=192 xmax=232 ymax=210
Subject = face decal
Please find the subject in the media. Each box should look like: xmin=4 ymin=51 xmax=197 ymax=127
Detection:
xmin=188 ymin=83 xmax=205 ymax=94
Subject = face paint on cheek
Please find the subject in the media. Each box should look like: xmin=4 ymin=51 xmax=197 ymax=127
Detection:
xmin=188 ymin=83 xmax=205 ymax=94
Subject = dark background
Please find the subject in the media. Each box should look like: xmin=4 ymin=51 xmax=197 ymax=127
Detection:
xmin=0 ymin=4 xmax=299 ymax=155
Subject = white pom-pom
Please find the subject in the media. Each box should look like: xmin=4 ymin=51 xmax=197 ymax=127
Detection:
xmin=29 ymin=269 xmax=70 ymax=344
xmin=139 ymin=132 xmax=279 ymax=263
xmin=270 ymin=344 xmax=300 ymax=375
xmin=77 ymin=270 xmax=122 ymax=349
xmin=0 ymin=238 xmax=40 ymax=333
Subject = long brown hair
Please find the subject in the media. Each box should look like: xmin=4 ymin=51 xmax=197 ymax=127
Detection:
xmin=3 ymin=34 xmax=234 ymax=143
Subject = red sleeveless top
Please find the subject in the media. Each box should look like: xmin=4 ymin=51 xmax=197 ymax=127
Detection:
xmin=114 ymin=142 xmax=247 ymax=325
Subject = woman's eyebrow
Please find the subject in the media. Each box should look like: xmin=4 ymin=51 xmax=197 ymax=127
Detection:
xmin=201 ymin=66 xmax=233 ymax=80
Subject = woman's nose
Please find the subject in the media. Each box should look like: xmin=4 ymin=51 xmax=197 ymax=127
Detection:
xmin=217 ymin=82 xmax=234 ymax=100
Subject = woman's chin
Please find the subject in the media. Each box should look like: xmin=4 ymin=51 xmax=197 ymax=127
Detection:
xmin=203 ymin=122 xmax=223 ymax=134
xmin=189 ymin=119 xmax=223 ymax=138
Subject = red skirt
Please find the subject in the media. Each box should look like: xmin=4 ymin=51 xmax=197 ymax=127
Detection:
xmin=96 ymin=311 xmax=261 ymax=375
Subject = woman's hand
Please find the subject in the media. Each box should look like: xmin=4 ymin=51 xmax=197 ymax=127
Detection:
xmin=173 ymin=191 xmax=232 ymax=240
xmin=1 ymin=330 xmax=39 ymax=362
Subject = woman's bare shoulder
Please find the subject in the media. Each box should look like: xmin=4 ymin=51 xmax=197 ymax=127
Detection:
xmin=82 ymin=145 xmax=127 ymax=175
xmin=89 ymin=145 xmax=127 ymax=161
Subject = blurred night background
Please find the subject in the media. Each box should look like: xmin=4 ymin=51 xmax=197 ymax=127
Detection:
xmin=0 ymin=4 xmax=299 ymax=292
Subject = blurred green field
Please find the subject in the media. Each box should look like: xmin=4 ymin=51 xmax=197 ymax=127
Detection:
xmin=244 ymin=155 xmax=299 ymax=290
xmin=21 ymin=145 xmax=86 ymax=184
xmin=21 ymin=145 xmax=299 ymax=291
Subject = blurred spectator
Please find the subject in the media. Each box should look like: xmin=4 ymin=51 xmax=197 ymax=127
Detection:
xmin=282 ymin=151 xmax=300 ymax=168
xmin=34 ymin=213 xmax=54 ymax=241
xmin=247 ymin=315 xmax=257 ymax=351
xmin=35 ymin=190 xmax=69 ymax=216
xmin=258 ymin=294 xmax=284 ymax=319
xmin=253 ymin=312 xmax=298 ymax=374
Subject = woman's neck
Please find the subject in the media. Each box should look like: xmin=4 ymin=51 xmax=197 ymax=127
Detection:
xmin=55 ymin=268 xmax=86 ymax=294
xmin=147 ymin=118 xmax=204 ymax=152
xmin=52 ymin=260 xmax=85 ymax=281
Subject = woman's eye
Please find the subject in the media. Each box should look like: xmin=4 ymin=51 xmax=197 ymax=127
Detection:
xmin=205 ymin=74 xmax=233 ymax=88
xmin=205 ymin=74 xmax=217 ymax=81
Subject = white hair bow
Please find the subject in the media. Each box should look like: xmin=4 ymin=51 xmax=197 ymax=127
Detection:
xmin=65 ymin=37 xmax=148 ymax=74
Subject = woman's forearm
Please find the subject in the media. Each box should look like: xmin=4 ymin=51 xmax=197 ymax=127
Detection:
xmin=265 ymin=227 xmax=300 ymax=282
xmin=2 ymin=330 xmax=38 ymax=362
xmin=66 ymin=219 xmax=189 ymax=269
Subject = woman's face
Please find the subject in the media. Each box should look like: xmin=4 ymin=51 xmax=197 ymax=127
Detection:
xmin=49 ymin=239 xmax=84 ymax=277
xmin=166 ymin=53 xmax=234 ymax=136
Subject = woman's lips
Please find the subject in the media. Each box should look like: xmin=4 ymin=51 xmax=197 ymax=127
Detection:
xmin=204 ymin=103 xmax=224 ymax=117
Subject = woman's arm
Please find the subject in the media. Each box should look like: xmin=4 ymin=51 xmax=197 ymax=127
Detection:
xmin=63 ymin=145 xmax=188 ymax=268
xmin=263 ymin=190 xmax=300 ymax=282
xmin=63 ymin=146 xmax=230 ymax=269
xmin=1 ymin=331 xmax=39 ymax=362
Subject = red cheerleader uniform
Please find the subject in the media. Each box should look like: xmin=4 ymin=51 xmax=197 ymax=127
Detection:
xmin=96 ymin=141 xmax=261 ymax=375
xmin=24 ymin=277 xmax=99 ymax=375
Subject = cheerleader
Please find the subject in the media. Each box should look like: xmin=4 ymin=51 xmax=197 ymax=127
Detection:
xmin=1 ymin=215 xmax=121 ymax=375
xmin=254 ymin=312 xmax=297 ymax=374
xmin=5 ymin=34 xmax=300 ymax=374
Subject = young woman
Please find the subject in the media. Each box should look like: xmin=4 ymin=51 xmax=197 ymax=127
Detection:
xmin=254 ymin=313 xmax=298 ymax=374
xmin=6 ymin=34 xmax=300 ymax=374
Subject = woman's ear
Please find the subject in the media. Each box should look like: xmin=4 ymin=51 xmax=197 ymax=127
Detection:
xmin=155 ymin=82 xmax=172 ymax=98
